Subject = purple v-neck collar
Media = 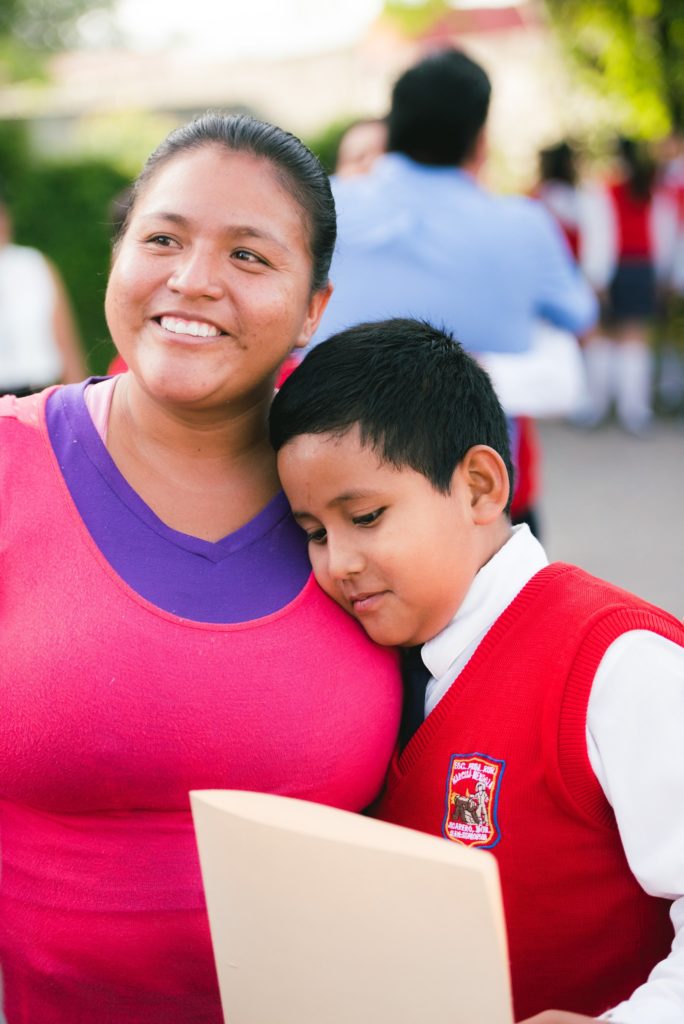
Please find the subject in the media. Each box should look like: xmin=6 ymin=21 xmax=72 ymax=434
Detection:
xmin=44 ymin=380 xmax=310 ymax=622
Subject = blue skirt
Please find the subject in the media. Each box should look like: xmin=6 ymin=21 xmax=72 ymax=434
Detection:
xmin=608 ymin=258 xmax=657 ymax=322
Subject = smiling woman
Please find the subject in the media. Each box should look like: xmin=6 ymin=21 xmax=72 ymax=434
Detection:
xmin=0 ymin=113 xmax=401 ymax=1023
xmin=104 ymin=143 xmax=333 ymax=540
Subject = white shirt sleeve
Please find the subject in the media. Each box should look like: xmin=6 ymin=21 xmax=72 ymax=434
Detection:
xmin=586 ymin=631 xmax=684 ymax=1023
xmin=650 ymin=189 xmax=679 ymax=283
xmin=578 ymin=183 xmax=617 ymax=292
xmin=479 ymin=322 xmax=586 ymax=418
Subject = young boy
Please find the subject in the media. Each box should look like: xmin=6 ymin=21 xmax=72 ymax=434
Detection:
xmin=269 ymin=319 xmax=684 ymax=1024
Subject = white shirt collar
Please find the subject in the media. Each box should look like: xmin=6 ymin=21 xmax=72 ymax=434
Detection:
xmin=422 ymin=524 xmax=548 ymax=680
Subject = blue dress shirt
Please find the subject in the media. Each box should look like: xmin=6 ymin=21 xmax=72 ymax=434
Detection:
xmin=312 ymin=154 xmax=597 ymax=354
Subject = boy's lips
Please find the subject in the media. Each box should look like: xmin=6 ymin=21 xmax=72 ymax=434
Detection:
xmin=348 ymin=590 xmax=389 ymax=614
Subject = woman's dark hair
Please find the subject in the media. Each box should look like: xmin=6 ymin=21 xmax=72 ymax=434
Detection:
xmin=115 ymin=112 xmax=336 ymax=293
xmin=539 ymin=141 xmax=577 ymax=187
xmin=388 ymin=49 xmax=491 ymax=167
xmin=270 ymin=318 xmax=514 ymax=512
xmin=618 ymin=136 xmax=655 ymax=201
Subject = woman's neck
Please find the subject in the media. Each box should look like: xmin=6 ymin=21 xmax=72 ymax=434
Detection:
xmin=105 ymin=373 xmax=280 ymax=542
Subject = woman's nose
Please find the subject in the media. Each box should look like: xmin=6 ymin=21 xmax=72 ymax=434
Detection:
xmin=167 ymin=248 xmax=224 ymax=300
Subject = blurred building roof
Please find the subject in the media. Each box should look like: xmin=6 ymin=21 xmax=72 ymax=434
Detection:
xmin=425 ymin=2 xmax=534 ymax=40
xmin=0 ymin=3 xmax=607 ymax=186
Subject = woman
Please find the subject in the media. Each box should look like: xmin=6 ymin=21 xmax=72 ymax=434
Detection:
xmin=0 ymin=114 xmax=401 ymax=1022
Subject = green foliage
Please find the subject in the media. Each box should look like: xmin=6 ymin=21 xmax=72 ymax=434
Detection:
xmin=0 ymin=0 xmax=113 ymax=83
xmin=0 ymin=120 xmax=31 ymax=187
xmin=1 ymin=121 xmax=130 ymax=373
xmin=0 ymin=37 xmax=46 ymax=81
xmin=544 ymin=0 xmax=684 ymax=135
xmin=0 ymin=0 xmax=110 ymax=52
xmin=382 ymin=0 xmax=452 ymax=36
xmin=74 ymin=110 xmax=179 ymax=179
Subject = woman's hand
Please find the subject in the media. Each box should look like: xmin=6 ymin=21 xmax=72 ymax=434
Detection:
xmin=518 ymin=1013 xmax=601 ymax=1023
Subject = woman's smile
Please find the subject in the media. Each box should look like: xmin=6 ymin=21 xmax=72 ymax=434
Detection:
xmin=156 ymin=314 xmax=225 ymax=340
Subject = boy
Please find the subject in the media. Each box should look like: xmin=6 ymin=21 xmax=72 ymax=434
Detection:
xmin=269 ymin=319 xmax=684 ymax=1024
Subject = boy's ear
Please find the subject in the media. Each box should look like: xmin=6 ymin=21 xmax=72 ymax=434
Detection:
xmin=455 ymin=445 xmax=510 ymax=524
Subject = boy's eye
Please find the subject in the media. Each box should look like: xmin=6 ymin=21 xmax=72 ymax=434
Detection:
xmin=306 ymin=527 xmax=327 ymax=545
xmin=352 ymin=508 xmax=385 ymax=527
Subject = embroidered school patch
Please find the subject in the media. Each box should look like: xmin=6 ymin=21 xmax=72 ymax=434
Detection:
xmin=442 ymin=753 xmax=505 ymax=849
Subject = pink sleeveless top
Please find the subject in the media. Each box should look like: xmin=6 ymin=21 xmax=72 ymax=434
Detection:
xmin=0 ymin=391 xmax=401 ymax=1023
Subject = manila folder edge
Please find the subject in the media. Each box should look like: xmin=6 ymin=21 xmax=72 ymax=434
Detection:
xmin=191 ymin=789 xmax=513 ymax=1024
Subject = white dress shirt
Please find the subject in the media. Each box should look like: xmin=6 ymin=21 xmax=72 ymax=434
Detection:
xmin=422 ymin=525 xmax=684 ymax=1023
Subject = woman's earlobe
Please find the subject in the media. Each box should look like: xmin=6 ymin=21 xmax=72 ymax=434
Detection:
xmin=295 ymin=281 xmax=334 ymax=349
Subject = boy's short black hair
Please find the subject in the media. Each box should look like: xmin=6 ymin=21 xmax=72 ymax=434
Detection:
xmin=269 ymin=318 xmax=514 ymax=512
xmin=388 ymin=49 xmax=491 ymax=167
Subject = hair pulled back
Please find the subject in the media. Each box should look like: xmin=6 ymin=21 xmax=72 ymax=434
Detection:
xmin=117 ymin=111 xmax=336 ymax=293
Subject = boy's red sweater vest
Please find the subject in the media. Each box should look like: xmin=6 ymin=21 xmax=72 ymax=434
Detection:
xmin=374 ymin=564 xmax=684 ymax=1021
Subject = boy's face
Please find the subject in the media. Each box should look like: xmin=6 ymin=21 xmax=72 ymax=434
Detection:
xmin=277 ymin=426 xmax=488 ymax=648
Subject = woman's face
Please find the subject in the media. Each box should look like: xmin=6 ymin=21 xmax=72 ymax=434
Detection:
xmin=105 ymin=145 xmax=331 ymax=412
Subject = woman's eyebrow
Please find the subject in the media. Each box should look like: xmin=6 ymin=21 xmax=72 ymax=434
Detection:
xmin=230 ymin=224 xmax=290 ymax=251
xmin=138 ymin=212 xmax=289 ymax=250
xmin=138 ymin=211 xmax=188 ymax=226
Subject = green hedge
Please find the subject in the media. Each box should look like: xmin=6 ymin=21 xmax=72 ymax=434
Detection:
xmin=0 ymin=121 xmax=130 ymax=374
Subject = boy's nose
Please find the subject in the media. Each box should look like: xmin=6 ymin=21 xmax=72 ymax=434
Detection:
xmin=326 ymin=536 xmax=365 ymax=580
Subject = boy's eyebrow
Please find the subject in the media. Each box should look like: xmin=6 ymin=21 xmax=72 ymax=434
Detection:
xmin=331 ymin=490 xmax=379 ymax=504
xmin=291 ymin=489 xmax=380 ymax=520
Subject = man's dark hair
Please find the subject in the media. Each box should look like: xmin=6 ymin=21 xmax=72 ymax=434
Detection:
xmin=387 ymin=49 xmax=491 ymax=167
xmin=270 ymin=318 xmax=513 ymax=511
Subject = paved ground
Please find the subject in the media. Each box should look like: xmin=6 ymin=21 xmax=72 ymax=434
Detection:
xmin=537 ymin=417 xmax=684 ymax=618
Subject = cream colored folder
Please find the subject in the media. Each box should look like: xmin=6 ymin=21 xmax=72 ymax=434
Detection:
xmin=191 ymin=789 xmax=513 ymax=1024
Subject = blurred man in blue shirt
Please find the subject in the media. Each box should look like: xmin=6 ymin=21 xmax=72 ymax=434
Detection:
xmin=311 ymin=50 xmax=596 ymax=367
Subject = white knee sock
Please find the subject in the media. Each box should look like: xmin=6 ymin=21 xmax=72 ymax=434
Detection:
xmin=575 ymin=337 xmax=616 ymax=425
xmin=615 ymin=340 xmax=653 ymax=432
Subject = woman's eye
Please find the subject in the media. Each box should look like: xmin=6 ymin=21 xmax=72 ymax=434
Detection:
xmin=352 ymin=508 xmax=385 ymax=527
xmin=233 ymin=249 xmax=265 ymax=265
xmin=306 ymin=527 xmax=327 ymax=545
xmin=146 ymin=234 xmax=177 ymax=248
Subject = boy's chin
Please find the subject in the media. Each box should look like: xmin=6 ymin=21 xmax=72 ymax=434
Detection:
xmin=355 ymin=618 xmax=420 ymax=650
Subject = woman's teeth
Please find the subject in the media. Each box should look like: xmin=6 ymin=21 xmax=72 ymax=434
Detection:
xmin=160 ymin=316 xmax=221 ymax=338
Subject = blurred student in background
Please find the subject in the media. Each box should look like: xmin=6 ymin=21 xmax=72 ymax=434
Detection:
xmin=0 ymin=184 xmax=86 ymax=396
xmin=575 ymin=137 xmax=677 ymax=435
xmin=656 ymin=132 xmax=684 ymax=415
xmin=334 ymin=118 xmax=388 ymax=180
